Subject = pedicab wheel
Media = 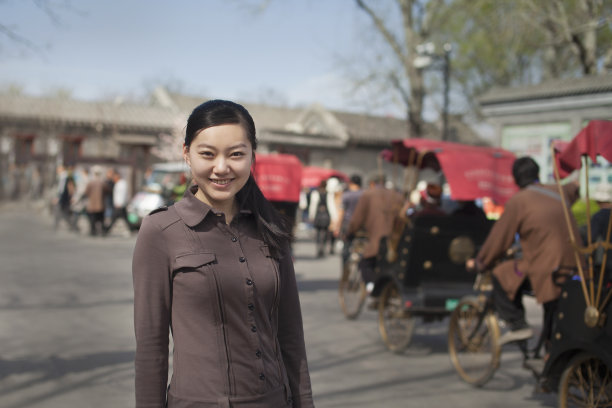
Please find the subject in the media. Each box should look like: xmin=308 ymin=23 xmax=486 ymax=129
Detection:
xmin=338 ymin=255 xmax=367 ymax=319
xmin=558 ymin=352 xmax=612 ymax=408
xmin=378 ymin=280 xmax=415 ymax=353
xmin=448 ymin=297 xmax=501 ymax=386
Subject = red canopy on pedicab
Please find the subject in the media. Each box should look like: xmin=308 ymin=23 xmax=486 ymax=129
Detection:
xmin=382 ymin=139 xmax=518 ymax=204
xmin=557 ymin=120 xmax=612 ymax=176
xmin=301 ymin=166 xmax=349 ymax=188
xmin=253 ymin=153 xmax=302 ymax=202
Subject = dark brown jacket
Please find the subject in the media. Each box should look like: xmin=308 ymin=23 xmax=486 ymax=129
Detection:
xmin=133 ymin=187 xmax=314 ymax=408
xmin=346 ymin=186 xmax=405 ymax=259
xmin=476 ymin=183 xmax=582 ymax=304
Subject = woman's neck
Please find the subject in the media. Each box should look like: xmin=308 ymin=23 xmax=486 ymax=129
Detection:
xmin=195 ymin=189 xmax=237 ymax=224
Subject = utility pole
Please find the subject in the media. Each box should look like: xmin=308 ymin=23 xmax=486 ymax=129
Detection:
xmin=442 ymin=43 xmax=452 ymax=141
xmin=414 ymin=42 xmax=453 ymax=141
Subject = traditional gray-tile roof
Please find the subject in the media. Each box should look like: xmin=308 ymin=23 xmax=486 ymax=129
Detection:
xmin=0 ymin=94 xmax=176 ymax=132
xmin=331 ymin=110 xmax=408 ymax=146
xmin=157 ymin=90 xmax=303 ymax=133
xmin=0 ymin=89 xmax=487 ymax=148
xmin=479 ymin=73 xmax=612 ymax=105
xmin=159 ymin=90 xmax=406 ymax=147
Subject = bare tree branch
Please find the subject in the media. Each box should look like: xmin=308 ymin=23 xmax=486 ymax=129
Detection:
xmin=355 ymin=0 xmax=408 ymax=66
xmin=1 ymin=0 xmax=84 ymax=56
xmin=0 ymin=23 xmax=40 ymax=52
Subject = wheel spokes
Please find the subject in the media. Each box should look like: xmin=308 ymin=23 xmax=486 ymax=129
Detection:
xmin=454 ymin=308 xmax=489 ymax=352
xmin=567 ymin=357 xmax=612 ymax=407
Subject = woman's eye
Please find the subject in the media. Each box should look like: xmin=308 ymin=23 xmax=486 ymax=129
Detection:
xmin=231 ymin=151 xmax=245 ymax=157
xmin=199 ymin=151 xmax=214 ymax=158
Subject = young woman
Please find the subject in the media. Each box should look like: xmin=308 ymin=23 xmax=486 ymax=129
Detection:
xmin=132 ymin=100 xmax=315 ymax=407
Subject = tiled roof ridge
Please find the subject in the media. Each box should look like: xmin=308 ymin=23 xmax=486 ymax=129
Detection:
xmin=0 ymin=92 xmax=164 ymax=109
xmin=479 ymin=73 xmax=612 ymax=104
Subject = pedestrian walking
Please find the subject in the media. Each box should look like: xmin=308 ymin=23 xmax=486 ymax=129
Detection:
xmin=132 ymin=99 xmax=315 ymax=407
xmin=71 ymin=166 xmax=89 ymax=231
xmin=56 ymin=172 xmax=79 ymax=232
xmin=52 ymin=164 xmax=68 ymax=230
xmin=309 ymin=180 xmax=332 ymax=258
xmin=336 ymin=174 xmax=363 ymax=263
xmin=103 ymin=167 xmax=115 ymax=221
xmin=104 ymin=168 xmax=131 ymax=236
xmin=84 ymin=166 xmax=107 ymax=236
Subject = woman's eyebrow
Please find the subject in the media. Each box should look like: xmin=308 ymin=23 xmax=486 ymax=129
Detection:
xmin=193 ymin=142 xmax=248 ymax=150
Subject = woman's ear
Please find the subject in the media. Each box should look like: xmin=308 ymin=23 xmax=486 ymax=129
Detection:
xmin=183 ymin=144 xmax=191 ymax=167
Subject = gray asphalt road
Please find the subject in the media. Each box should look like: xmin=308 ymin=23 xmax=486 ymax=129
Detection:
xmin=0 ymin=202 xmax=558 ymax=407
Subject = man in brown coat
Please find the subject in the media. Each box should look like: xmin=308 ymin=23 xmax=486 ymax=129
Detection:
xmin=469 ymin=157 xmax=581 ymax=344
xmin=84 ymin=166 xmax=107 ymax=236
xmin=347 ymin=173 xmax=405 ymax=289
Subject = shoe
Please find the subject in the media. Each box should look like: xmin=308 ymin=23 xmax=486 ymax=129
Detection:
xmin=499 ymin=327 xmax=534 ymax=345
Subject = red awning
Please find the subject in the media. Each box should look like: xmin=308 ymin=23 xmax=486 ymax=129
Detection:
xmin=383 ymin=139 xmax=517 ymax=204
xmin=557 ymin=120 xmax=612 ymax=177
xmin=253 ymin=153 xmax=302 ymax=202
xmin=301 ymin=166 xmax=349 ymax=188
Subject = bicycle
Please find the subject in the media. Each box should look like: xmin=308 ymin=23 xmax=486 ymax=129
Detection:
xmin=448 ymin=267 xmax=556 ymax=386
xmin=338 ymin=234 xmax=368 ymax=319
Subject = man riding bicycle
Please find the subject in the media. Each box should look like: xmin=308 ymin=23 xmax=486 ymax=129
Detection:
xmin=467 ymin=157 xmax=582 ymax=345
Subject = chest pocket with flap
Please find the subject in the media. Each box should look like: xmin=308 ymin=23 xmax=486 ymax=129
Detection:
xmin=173 ymin=252 xmax=217 ymax=272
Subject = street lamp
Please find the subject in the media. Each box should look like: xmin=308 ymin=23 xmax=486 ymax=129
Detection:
xmin=414 ymin=42 xmax=452 ymax=141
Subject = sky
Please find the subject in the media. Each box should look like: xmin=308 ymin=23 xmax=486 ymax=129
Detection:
xmin=0 ymin=0 xmax=406 ymax=116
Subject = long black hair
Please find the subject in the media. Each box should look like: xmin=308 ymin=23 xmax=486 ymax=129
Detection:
xmin=185 ymin=99 xmax=293 ymax=256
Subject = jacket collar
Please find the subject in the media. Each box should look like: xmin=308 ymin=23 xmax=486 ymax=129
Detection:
xmin=174 ymin=185 xmax=213 ymax=227
xmin=174 ymin=185 xmax=252 ymax=227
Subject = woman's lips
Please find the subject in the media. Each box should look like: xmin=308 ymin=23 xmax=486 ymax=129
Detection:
xmin=210 ymin=178 xmax=233 ymax=186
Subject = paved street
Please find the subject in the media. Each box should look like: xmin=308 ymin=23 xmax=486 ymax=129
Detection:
xmin=0 ymin=202 xmax=558 ymax=407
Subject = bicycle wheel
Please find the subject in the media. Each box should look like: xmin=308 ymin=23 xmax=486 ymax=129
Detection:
xmin=338 ymin=253 xmax=367 ymax=319
xmin=378 ymin=280 xmax=415 ymax=353
xmin=558 ymin=352 xmax=612 ymax=408
xmin=448 ymin=297 xmax=501 ymax=386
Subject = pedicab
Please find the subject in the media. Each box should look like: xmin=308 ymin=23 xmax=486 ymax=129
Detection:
xmin=448 ymin=120 xmax=612 ymax=407
xmin=301 ymin=166 xmax=349 ymax=189
xmin=253 ymin=153 xmax=303 ymax=231
xmin=339 ymin=138 xmax=517 ymax=351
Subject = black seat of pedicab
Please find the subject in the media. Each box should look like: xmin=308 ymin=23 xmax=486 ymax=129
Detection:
xmin=378 ymin=213 xmax=494 ymax=310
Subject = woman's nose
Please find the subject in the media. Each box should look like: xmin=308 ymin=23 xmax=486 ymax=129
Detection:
xmin=213 ymin=157 xmax=229 ymax=173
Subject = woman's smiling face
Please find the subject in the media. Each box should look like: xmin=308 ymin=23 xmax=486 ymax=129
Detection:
xmin=183 ymin=123 xmax=253 ymax=212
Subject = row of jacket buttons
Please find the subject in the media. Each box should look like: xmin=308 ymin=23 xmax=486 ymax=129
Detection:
xmin=235 ymin=236 xmax=263 ymax=385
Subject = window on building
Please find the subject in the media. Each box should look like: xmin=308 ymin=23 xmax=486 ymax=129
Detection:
xmin=62 ymin=137 xmax=82 ymax=165
xmin=119 ymin=144 xmax=150 ymax=164
xmin=15 ymin=135 xmax=34 ymax=165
